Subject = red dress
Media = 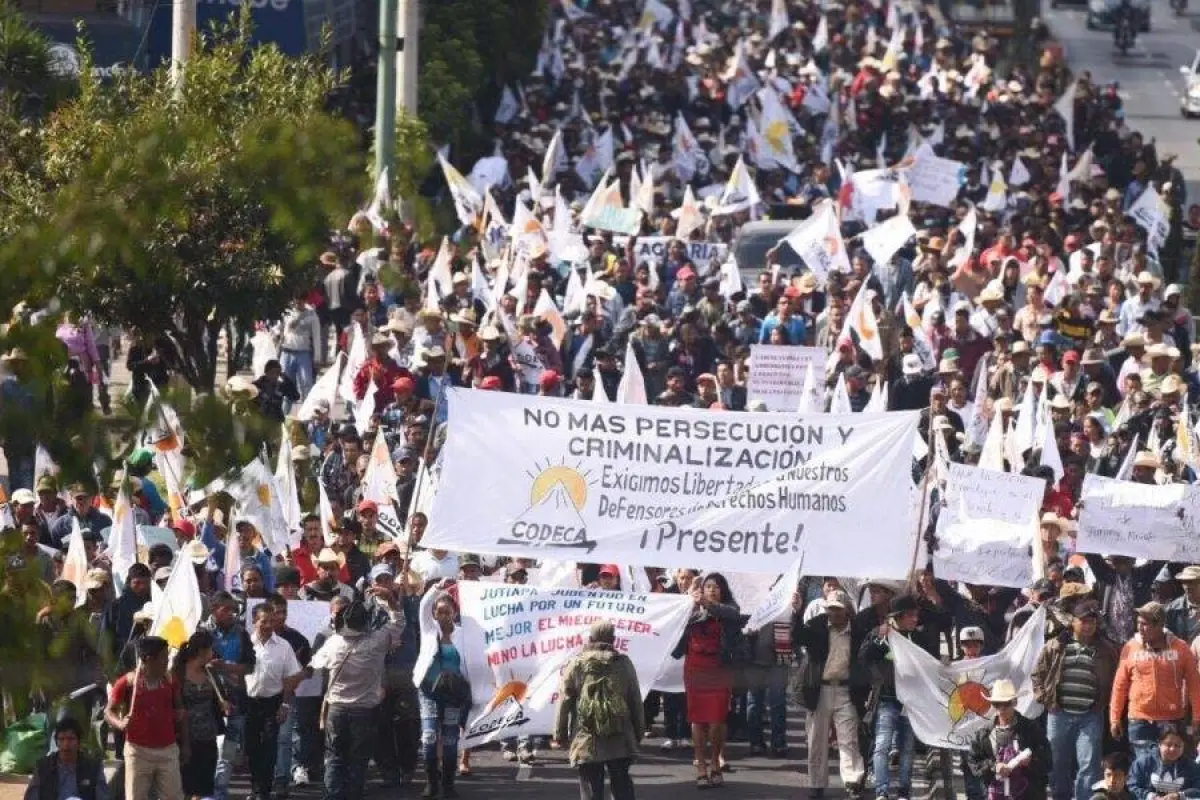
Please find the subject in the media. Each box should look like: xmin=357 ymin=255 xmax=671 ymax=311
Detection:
xmin=683 ymin=617 xmax=731 ymax=724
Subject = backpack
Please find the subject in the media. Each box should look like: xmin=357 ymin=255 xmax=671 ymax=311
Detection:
xmin=576 ymin=656 xmax=627 ymax=738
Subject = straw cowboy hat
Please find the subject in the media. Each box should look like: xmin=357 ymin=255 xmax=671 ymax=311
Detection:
xmin=315 ymin=547 xmax=346 ymax=567
xmin=984 ymin=679 xmax=1019 ymax=704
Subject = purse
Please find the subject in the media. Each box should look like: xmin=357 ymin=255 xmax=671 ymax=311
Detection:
xmin=423 ymin=642 xmax=472 ymax=708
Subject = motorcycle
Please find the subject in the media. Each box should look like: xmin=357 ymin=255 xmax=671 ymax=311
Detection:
xmin=1114 ymin=12 xmax=1135 ymax=54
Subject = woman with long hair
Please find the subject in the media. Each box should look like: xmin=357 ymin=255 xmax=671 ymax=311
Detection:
xmin=171 ymin=630 xmax=229 ymax=800
xmin=671 ymin=572 xmax=741 ymax=788
xmin=414 ymin=584 xmax=470 ymax=799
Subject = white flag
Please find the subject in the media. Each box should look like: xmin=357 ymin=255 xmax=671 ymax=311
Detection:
xmin=768 ymin=0 xmax=789 ymax=40
xmin=1009 ymin=156 xmax=1031 ymax=187
xmin=675 ymin=184 xmax=705 ymax=240
xmin=892 ymin=605 xmax=1046 ymax=749
xmin=63 ymin=518 xmax=89 ymax=608
xmin=616 ymin=339 xmax=648 ymax=404
xmin=542 ymin=129 xmax=568 ymax=187
xmin=713 ymin=156 xmax=762 ymax=216
xmin=109 ymin=480 xmax=139 ymax=589
xmin=979 ymin=408 xmax=1007 ymax=472
xmin=782 ymin=202 xmax=851 ymax=284
xmin=338 ymin=324 xmax=368 ymax=407
xmin=438 ymin=152 xmax=485 ymax=226
xmin=901 ymin=291 xmax=937 ymax=370
xmin=494 ymin=86 xmax=520 ymax=124
xmin=298 ymin=351 xmax=345 ymax=422
xmin=982 ymin=167 xmax=1008 ymax=213
xmin=830 ymin=372 xmax=852 ymax=414
xmin=842 ymin=283 xmax=884 ymax=361
xmin=1055 ymin=80 xmax=1077 ymax=152
xmin=575 ymin=128 xmax=615 ymax=188
xmin=811 ymin=16 xmax=829 ymax=52
xmin=274 ymin=430 xmax=302 ymax=544
xmin=861 ymin=214 xmax=916 ymax=269
xmin=1040 ymin=408 xmax=1064 ymax=483
xmin=673 ymin=113 xmax=703 ymax=183
xmin=797 ymin=362 xmax=820 ymax=414
xmin=756 ymin=87 xmax=801 ymax=172
xmin=151 ymin=548 xmax=205 ymax=648
xmin=947 ymin=207 xmax=977 ymax=270
xmin=1013 ymin=379 xmax=1037 ymax=459
xmin=717 ymin=256 xmax=745 ymax=300
xmin=364 ymin=168 xmax=391 ymax=234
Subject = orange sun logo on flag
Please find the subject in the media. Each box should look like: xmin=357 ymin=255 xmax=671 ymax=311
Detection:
xmin=765 ymin=120 xmax=790 ymax=154
xmin=947 ymin=678 xmax=991 ymax=724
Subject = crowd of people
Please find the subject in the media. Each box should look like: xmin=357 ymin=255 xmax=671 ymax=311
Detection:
xmin=7 ymin=0 xmax=1200 ymax=798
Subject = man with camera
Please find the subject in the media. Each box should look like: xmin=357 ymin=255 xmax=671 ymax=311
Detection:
xmin=306 ymin=582 xmax=407 ymax=800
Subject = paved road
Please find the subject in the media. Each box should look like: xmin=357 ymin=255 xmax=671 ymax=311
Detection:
xmin=209 ymin=704 xmax=961 ymax=800
xmin=1045 ymin=0 xmax=1200 ymax=203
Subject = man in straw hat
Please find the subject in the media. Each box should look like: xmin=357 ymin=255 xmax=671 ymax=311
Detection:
xmin=298 ymin=548 xmax=355 ymax=602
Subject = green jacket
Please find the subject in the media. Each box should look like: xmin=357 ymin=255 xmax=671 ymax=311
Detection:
xmin=554 ymin=643 xmax=644 ymax=766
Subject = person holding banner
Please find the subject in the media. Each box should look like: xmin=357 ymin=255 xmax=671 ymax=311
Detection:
xmin=670 ymin=573 xmax=742 ymax=789
xmin=554 ymin=620 xmax=644 ymax=800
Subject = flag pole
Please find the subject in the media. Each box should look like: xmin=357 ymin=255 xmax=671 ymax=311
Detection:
xmin=906 ymin=413 xmax=936 ymax=591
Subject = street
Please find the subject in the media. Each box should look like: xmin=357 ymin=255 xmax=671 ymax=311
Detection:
xmin=1045 ymin=0 xmax=1200 ymax=203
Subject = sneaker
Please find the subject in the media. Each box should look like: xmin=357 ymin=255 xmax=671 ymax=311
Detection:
xmin=661 ymin=738 xmax=677 ymax=751
xmin=291 ymin=767 xmax=309 ymax=787
xmin=501 ymin=747 xmax=518 ymax=762
xmin=680 ymin=738 xmax=693 ymax=749
xmin=518 ymin=746 xmax=536 ymax=764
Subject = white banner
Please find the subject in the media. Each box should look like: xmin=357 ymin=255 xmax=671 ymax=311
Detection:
xmin=619 ymin=236 xmax=729 ymax=273
xmin=746 ymin=345 xmax=827 ymax=412
xmin=1077 ymin=475 xmax=1200 ymax=562
xmin=892 ymin=605 xmax=1047 ymax=749
xmin=457 ymin=583 xmax=692 ymax=747
xmin=933 ymin=464 xmax=1041 ymax=589
xmin=426 ymin=390 xmax=920 ymax=576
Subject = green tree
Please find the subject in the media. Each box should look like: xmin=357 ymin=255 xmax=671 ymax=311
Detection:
xmin=0 ymin=0 xmax=66 ymax=109
xmin=419 ymin=0 xmax=547 ymax=154
xmin=0 ymin=20 xmax=369 ymax=391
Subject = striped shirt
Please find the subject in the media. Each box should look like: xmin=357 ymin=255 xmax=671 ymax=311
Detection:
xmin=1059 ymin=641 xmax=1099 ymax=713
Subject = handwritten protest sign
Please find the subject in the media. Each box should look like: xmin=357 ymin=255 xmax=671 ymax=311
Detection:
xmin=906 ymin=145 xmax=965 ymax=208
xmin=746 ymin=345 xmax=827 ymax=411
xmin=1077 ymin=475 xmax=1200 ymax=562
xmin=426 ymin=390 xmax=919 ymax=576
xmin=248 ymin=600 xmax=329 ymax=697
xmin=582 ymin=205 xmax=643 ymax=235
xmin=457 ymin=583 xmax=691 ymax=747
xmin=932 ymin=464 xmax=1041 ymax=588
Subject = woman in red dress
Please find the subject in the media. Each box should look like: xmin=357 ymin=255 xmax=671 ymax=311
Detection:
xmin=671 ymin=572 xmax=741 ymax=788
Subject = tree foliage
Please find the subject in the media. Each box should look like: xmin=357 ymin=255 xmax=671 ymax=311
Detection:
xmin=419 ymin=0 xmax=547 ymax=154
xmin=0 ymin=17 xmax=368 ymax=391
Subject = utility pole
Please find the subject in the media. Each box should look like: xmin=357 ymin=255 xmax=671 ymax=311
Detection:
xmin=374 ymin=0 xmax=398 ymax=180
xmin=170 ymin=0 xmax=196 ymax=98
xmin=395 ymin=0 xmax=419 ymax=116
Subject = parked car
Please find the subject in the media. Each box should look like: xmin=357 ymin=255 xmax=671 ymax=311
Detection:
xmin=1181 ymin=51 xmax=1200 ymax=117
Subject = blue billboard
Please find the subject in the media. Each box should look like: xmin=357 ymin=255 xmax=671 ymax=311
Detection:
xmin=143 ymin=0 xmax=316 ymax=67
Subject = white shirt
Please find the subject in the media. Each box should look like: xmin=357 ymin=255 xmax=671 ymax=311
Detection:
xmin=410 ymin=549 xmax=460 ymax=582
xmin=245 ymin=632 xmax=302 ymax=698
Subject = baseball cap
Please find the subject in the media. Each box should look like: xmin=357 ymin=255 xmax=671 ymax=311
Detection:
xmin=370 ymin=563 xmax=395 ymax=582
xmin=479 ymin=376 xmax=504 ymax=391
xmin=824 ymin=590 xmax=852 ymax=611
xmin=677 ymin=266 xmax=698 ymax=281
xmin=539 ymin=370 xmax=562 ymax=390
xmin=11 ymin=489 xmax=35 ymax=505
xmin=959 ymin=626 xmax=985 ymax=643
xmin=356 ymin=499 xmax=379 ymax=515
xmin=599 ymin=564 xmax=621 ymax=577
xmin=1136 ymin=601 xmax=1166 ymax=623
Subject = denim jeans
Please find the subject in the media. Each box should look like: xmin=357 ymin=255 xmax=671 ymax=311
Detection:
xmin=213 ymin=713 xmax=245 ymax=800
xmin=872 ymin=699 xmax=915 ymax=796
xmin=962 ymin=752 xmax=985 ymax=800
xmin=419 ymin=690 xmax=462 ymax=770
xmin=274 ymin=700 xmax=297 ymax=788
xmin=324 ymin=704 xmax=377 ymax=800
xmin=280 ymin=349 xmax=314 ymax=410
xmin=1047 ymin=709 xmax=1103 ymax=800
xmin=1128 ymin=718 xmax=1183 ymax=760
xmin=293 ymin=696 xmax=322 ymax=776
xmin=747 ymin=664 xmax=788 ymax=750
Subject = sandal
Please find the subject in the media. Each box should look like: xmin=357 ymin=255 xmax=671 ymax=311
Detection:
xmin=457 ymin=765 xmax=472 ymax=777
xmin=709 ymin=769 xmax=725 ymax=787
xmin=696 ymin=773 xmax=712 ymax=789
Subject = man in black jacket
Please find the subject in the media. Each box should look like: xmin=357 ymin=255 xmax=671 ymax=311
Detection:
xmin=792 ymin=591 xmax=867 ymax=797
xmin=25 ymin=717 xmax=109 ymax=800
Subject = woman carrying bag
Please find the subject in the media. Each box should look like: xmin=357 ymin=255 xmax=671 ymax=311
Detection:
xmin=414 ymin=583 xmax=472 ymax=799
